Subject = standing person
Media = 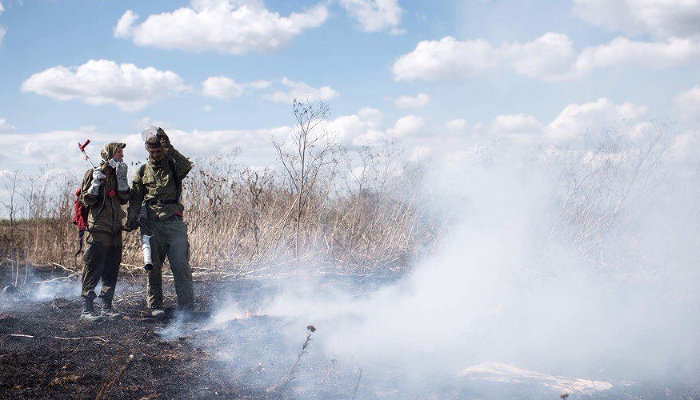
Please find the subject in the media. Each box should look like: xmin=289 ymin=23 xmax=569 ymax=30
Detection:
xmin=79 ymin=142 xmax=130 ymax=322
xmin=126 ymin=126 xmax=194 ymax=317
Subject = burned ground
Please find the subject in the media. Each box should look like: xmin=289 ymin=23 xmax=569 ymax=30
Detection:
xmin=1 ymin=264 xmax=699 ymax=400
xmin=0 ymin=266 xmax=278 ymax=400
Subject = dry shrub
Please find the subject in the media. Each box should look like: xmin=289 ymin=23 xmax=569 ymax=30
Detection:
xmin=0 ymin=134 xmax=438 ymax=277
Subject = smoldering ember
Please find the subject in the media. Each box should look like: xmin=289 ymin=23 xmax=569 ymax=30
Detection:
xmin=1 ymin=1 xmax=700 ymax=399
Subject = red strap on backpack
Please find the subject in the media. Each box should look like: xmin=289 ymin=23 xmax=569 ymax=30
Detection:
xmin=72 ymin=187 xmax=89 ymax=232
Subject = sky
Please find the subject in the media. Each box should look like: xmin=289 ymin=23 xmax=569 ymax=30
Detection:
xmin=0 ymin=0 xmax=699 ymax=176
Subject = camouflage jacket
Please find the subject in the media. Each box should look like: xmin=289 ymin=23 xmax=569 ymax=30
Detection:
xmin=80 ymin=165 xmax=130 ymax=247
xmin=127 ymin=146 xmax=192 ymax=223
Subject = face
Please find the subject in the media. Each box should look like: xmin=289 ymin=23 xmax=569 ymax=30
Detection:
xmin=113 ymin=147 xmax=124 ymax=161
xmin=147 ymin=146 xmax=165 ymax=161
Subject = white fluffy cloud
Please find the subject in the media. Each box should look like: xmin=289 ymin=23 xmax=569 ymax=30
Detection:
xmin=573 ymin=0 xmax=700 ymax=38
xmin=113 ymin=9 xmax=138 ymax=39
xmin=489 ymin=114 xmax=542 ymax=135
xmin=546 ymin=98 xmax=646 ymax=142
xmin=674 ymin=86 xmax=700 ymax=123
xmin=339 ymin=0 xmax=403 ymax=34
xmin=393 ymin=33 xmax=700 ymax=81
xmin=201 ymin=76 xmax=245 ymax=99
xmin=395 ymin=93 xmax=430 ymax=108
xmin=0 ymin=2 xmax=4 ymax=16
xmin=392 ymin=36 xmax=497 ymax=81
xmin=265 ymin=77 xmax=338 ymax=104
xmin=117 ymin=0 xmax=328 ymax=54
xmin=0 ymin=124 xmax=291 ymax=174
xmin=387 ymin=115 xmax=424 ymax=137
xmin=21 ymin=60 xmax=190 ymax=111
xmin=327 ymin=107 xmax=385 ymax=146
xmin=575 ymin=36 xmax=700 ymax=73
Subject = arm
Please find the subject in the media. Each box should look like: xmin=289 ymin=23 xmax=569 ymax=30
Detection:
xmin=79 ymin=168 xmax=99 ymax=208
xmin=166 ymin=145 xmax=193 ymax=180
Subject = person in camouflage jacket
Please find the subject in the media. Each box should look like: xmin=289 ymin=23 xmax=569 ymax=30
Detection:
xmin=79 ymin=142 xmax=130 ymax=322
xmin=126 ymin=127 xmax=194 ymax=317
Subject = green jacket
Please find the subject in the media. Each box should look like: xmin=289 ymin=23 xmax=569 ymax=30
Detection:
xmin=127 ymin=146 xmax=192 ymax=223
xmin=80 ymin=165 xmax=130 ymax=247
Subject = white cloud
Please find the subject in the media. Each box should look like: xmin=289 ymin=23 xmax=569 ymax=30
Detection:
xmin=674 ymin=85 xmax=700 ymax=123
xmin=21 ymin=60 xmax=190 ymax=111
xmin=395 ymin=92 xmax=430 ymax=108
xmin=0 ymin=117 xmax=12 ymax=132
xmin=573 ymin=0 xmax=700 ymax=38
xmin=489 ymin=114 xmax=542 ymax=135
xmin=203 ymin=104 xmax=213 ymax=112
xmin=446 ymin=118 xmax=466 ymax=132
xmin=546 ymin=98 xmax=646 ymax=142
xmin=575 ymin=36 xmax=700 ymax=74
xmin=669 ymin=129 xmax=700 ymax=163
xmin=393 ymin=33 xmax=700 ymax=81
xmin=114 ymin=10 xmax=138 ymax=39
xmin=121 ymin=0 xmax=328 ymax=54
xmin=392 ymin=36 xmax=497 ymax=81
xmin=387 ymin=115 xmax=424 ymax=137
xmin=502 ymin=33 xmax=576 ymax=79
xmin=201 ymin=76 xmax=245 ymax=99
xmin=265 ymin=77 xmax=338 ymax=104
xmin=0 ymin=2 xmax=4 ymax=16
xmin=0 ymin=125 xmax=292 ymax=174
xmin=339 ymin=0 xmax=404 ymax=34
xmin=327 ymin=107 xmax=385 ymax=146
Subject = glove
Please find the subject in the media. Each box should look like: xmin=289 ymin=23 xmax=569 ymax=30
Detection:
xmin=88 ymin=168 xmax=105 ymax=196
xmin=116 ymin=161 xmax=129 ymax=191
xmin=156 ymin=128 xmax=170 ymax=148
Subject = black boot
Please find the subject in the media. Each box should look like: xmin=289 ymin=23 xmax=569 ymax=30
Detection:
xmin=101 ymin=300 xmax=122 ymax=319
xmin=80 ymin=297 xmax=103 ymax=322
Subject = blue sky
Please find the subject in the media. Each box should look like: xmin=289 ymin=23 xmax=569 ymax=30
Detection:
xmin=0 ymin=0 xmax=699 ymax=174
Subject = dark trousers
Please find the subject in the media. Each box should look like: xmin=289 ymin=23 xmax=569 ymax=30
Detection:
xmin=144 ymin=217 xmax=193 ymax=309
xmin=81 ymin=242 xmax=122 ymax=305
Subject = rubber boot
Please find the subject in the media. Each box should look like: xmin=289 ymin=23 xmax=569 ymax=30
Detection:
xmin=80 ymin=297 xmax=103 ymax=322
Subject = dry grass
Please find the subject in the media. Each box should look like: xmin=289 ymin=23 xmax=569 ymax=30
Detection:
xmin=0 ymin=145 xmax=440 ymax=277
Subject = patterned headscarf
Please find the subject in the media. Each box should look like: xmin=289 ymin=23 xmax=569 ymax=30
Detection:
xmin=100 ymin=142 xmax=126 ymax=161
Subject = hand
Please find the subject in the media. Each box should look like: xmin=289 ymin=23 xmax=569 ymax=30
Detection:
xmin=92 ymin=167 xmax=106 ymax=182
xmin=88 ymin=168 xmax=105 ymax=196
xmin=116 ymin=161 xmax=129 ymax=191
xmin=156 ymin=128 xmax=170 ymax=148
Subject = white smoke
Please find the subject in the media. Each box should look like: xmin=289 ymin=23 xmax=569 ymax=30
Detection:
xmin=203 ymin=127 xmax=700 ymax=397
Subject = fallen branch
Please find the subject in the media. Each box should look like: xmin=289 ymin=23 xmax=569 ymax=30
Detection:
xmin=9 ymin=333 xmax=35 ymax=338
xmin=53 ymin=336 xmax=108 ymax=343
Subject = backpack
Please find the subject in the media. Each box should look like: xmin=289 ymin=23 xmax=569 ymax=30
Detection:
xmin=72 ymin=186 xmax=89 ymax=256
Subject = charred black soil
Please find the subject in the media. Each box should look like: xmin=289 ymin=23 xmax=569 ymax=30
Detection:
xmin=2 ymin=264 xmax=699 ymax=400
xmin=0 ymin=265 xmax=278 ymax=400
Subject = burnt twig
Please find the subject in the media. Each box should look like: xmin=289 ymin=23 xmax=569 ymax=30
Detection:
xmin=270 ymin=325 xmax=316 ymax=396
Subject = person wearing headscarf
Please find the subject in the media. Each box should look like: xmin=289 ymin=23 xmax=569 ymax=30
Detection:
xmin=78 ymin=142 xmax=130 ymax=321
